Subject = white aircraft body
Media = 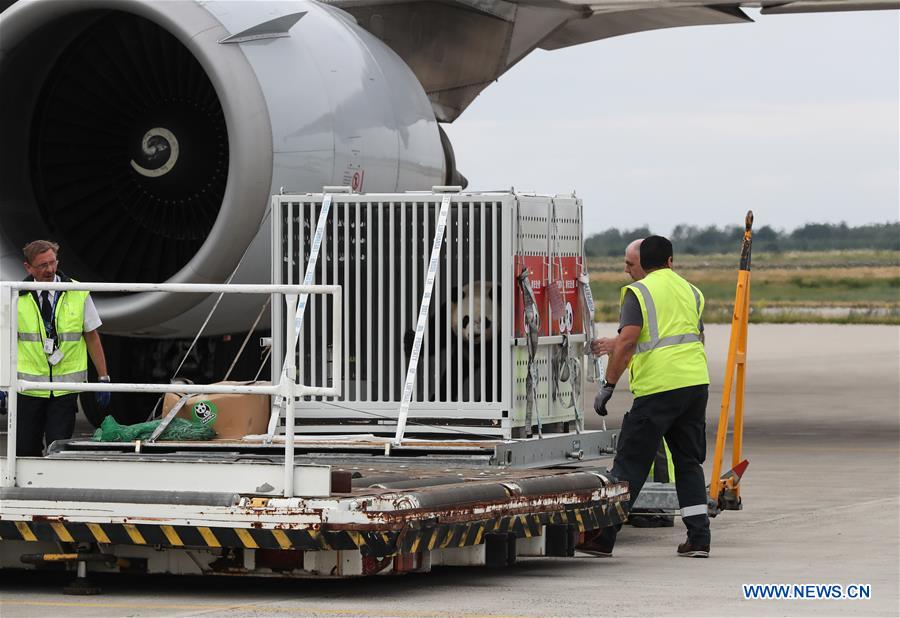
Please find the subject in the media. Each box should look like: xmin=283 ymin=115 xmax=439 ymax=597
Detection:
xmin=0 ymin=0 xmax=896 ymax=336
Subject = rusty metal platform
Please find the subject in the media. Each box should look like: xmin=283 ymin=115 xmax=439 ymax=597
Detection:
xmin=0 ymin=460 xmax=628 ymax=576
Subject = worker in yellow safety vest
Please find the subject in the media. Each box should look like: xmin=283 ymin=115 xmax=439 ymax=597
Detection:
xmin=1 ymin=240 xmax=112 ymax=456
xmin=578 ymin=235 xmax=711 ymax=558
xmin=590 ymin=238 xmax=679 ymax=529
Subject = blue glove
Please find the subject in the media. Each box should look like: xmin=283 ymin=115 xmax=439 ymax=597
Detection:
xmin=96 ymin=391 xmax=111 ymax=409
xmin=95 ymin=377 xmax=111 ymax=409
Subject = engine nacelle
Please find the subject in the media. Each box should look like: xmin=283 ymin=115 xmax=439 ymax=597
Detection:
xmin=0 ymin=0 xmax=446 ymax=336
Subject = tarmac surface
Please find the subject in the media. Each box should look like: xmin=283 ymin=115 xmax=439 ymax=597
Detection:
xmin=1 ymin=323 xmax=898 ymax=617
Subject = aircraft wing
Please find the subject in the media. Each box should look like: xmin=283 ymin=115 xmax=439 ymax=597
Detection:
xmin=324 ymin=0 xmax=899 ymax=121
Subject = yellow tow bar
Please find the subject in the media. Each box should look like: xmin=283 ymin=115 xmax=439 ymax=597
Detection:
xmin=709 ymin=211 xmax=753 ymax=512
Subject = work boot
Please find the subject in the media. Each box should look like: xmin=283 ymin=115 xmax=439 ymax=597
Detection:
xmin=676 ymin=540 xmax=710 ymax=558
xmin=576 ymin=530 xmax=614 ymax=557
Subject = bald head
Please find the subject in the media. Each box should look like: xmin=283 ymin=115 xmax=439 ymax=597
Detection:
xmin=624 ymin=238 xmax=646 ymax=281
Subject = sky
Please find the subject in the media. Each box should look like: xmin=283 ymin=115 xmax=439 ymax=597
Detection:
xmin=443 ymin=9 xmax=899 ymax=236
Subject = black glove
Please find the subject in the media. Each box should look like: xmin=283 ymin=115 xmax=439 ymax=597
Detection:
xmin=594 ymin=381 xmax=615 ymax=417
xmin=96 ymin=376 xmax=111 ymax=409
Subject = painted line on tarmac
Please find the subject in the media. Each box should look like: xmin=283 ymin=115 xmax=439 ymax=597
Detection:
xmin=0 ymin=600 xmax=527 ymax=618
xmin=750 ymin=445 xmax=900 ymax=453
xmin=741 ymin=496 xmax=898 ymax=526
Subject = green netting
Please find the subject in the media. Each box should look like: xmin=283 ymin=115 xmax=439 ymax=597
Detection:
xmin=92 ymin=415 xmax=216 ymax=442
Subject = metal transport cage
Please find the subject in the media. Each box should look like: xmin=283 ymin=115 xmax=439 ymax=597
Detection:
xmin=271 ymin=189 xmax=590 ymax=440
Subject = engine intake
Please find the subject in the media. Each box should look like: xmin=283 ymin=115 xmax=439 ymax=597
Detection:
xmin=0 ymin=0 xmax=445 ymax=336
xmin=31 ymin=11 xmax=228 ymax=283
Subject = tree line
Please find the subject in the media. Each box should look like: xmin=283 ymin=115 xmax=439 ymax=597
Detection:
xmin=584 ymin=222 xmax=900 ymax=256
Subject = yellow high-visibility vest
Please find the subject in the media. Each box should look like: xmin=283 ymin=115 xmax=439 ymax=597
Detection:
xmin=17 ymin=282 xmax=89 ymax=397
xmin=621 ymin=269 xmax=709 ymax=397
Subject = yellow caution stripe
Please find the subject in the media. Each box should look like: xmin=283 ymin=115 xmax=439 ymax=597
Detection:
xmin=15 ymin=521 xmax=37 ymax=542
xmin=123 ymin=524 xmax=147 ymax=545
xmin=0 ymin=496 xmax=628 ymax=558
xmin=51 ymin=522 xmax=75 ymax=543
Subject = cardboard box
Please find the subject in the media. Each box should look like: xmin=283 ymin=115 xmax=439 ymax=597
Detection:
xmin=162 ymin=381 xmax=270 ymax=439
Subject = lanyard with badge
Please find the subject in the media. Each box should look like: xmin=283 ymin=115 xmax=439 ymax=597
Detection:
xmin=41 ymin=292 xmax=65 ymax=366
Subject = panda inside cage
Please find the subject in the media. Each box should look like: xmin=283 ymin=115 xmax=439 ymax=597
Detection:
xmin=280 ymin=196 xmax=505 ymax=419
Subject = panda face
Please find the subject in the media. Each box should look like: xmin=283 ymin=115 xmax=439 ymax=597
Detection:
xmin=452 ymin=281 xmax=494 ymax=344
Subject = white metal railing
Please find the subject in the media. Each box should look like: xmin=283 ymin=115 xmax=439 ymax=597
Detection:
xmin=0 ymin=281 xmax=342 ymax=497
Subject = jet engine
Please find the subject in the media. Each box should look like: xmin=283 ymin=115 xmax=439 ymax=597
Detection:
xmin=0 ymin=0 xmax=449 ymax=337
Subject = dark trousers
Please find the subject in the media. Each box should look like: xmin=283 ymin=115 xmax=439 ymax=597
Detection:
xmin=16 ymin=394 xmax=78 ymax=456
xmin=602 ymin=384 xmax=711 ymax=546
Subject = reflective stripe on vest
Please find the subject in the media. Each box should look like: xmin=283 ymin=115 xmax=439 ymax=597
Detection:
xmin=623 ymin=269 xmax=709 ymax=397
xmin=17 ymin=286 xmax=89 ymax=397
xmin=17 ymin=372 xmax=50 ymax=383
xmin=631 ymin=281 xmax=702 ymax=354
xmin=18 ymin=370 xmax=87 ymax=383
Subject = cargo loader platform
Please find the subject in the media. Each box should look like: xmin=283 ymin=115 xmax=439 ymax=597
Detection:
xmin=0 ymin=444 xmax=628 ymax=577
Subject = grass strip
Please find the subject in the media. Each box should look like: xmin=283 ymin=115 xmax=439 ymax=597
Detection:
xmin=587 ymin=250 xmax=900 ymax=324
